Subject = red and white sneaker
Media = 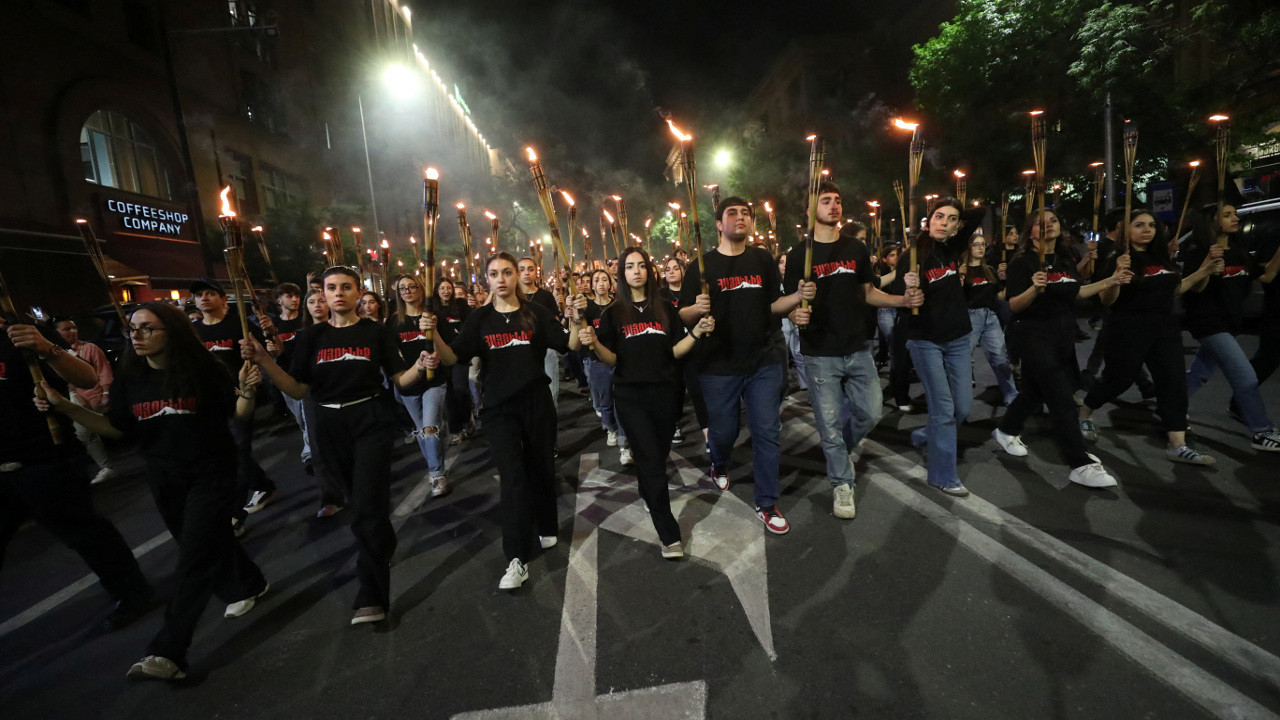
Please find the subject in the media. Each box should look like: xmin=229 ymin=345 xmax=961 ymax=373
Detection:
xmin=755 ymin=505 xmax=790 ymax=535
xmin=709 ymin=467 xmax=729 ymax=491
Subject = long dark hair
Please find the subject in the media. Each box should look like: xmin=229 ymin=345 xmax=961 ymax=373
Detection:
xmin=359 ymin=291 xmax=386 ymax=322
xmin=1187 ymin=202 xmax=1237 ymax=255
xmin=428 ymin=277 xmax=458 ymax=315
xmin=488 ymin=252 xmax=536 ymax=332
xmin=614 ymin=247 xmax=672 ymax=329
xmin=119 ymin=302 xmax=233 ymax=405
xmin=1018 ymin=208 xmax=1062 ymax=255
xmin=301 ymin=289 xmax=326 ymax=328
xmin=1123 ymin=208 xmax=1174 ymax=266
xmin=961 ymin=232 xmax=997 ymax=283
xmin=912 ymin=196 xmax=964 ymax=260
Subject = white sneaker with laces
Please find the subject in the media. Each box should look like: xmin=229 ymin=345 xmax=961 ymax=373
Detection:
xmin=224 ymin=583 xmax=269 ymax=618
xmin=661 ymin=541 xmax=684 ymax=559
xmin=498 ymin=558 xmax=528 ymax=590
xmin=126 ymin=655 xmax=186 ymax=682
xmin=430 ymin=475 xmax=450 ymax=497
xmin=992 ymin=429 xmax=1029 ymax=457
xmin=1252 ymin=428 xmax=1280 ymax=452
xmin=91 ymin=467 xmax=118 ymax=485
xmin=832 ymin=483 xmax=856 ymax=519
xmin=539 ymin=535 xmax=557 ymax=549
xmin=1167 ymin=445 xmax=1215 ymax=465
xmin=1068 ymin=463 xmax=1118 ymax=488
xmin=606 ymin=430 xmax=618 ymax=447
xmin=619 ymin=447 xmax=634 ymax=466
xmin=710 ymin=467 xmax=729 ymax=491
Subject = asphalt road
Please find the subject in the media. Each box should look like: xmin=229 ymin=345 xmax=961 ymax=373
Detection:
xmin=2 ymin=330 xmax=1279 ymax=720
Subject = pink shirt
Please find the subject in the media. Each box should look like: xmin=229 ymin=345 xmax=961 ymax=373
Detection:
xmin=70 ymin=340 xmax=112 ymax=410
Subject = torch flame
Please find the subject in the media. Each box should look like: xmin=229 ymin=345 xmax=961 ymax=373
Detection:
xmin=1022 ymin=169 xmax=1036 ymax=176
xmin=525 ymin=147 xmax=538 ymax=162
xmin=1209 ymin=114 xmax=1230 ymax=123
xmin=892 ymin=118 xmax=919 ymax=132
xmin=560 ymin=191 xmax=575 ymax=206
xmin=219 ymin=186 xmax=235 ymax=217
xmin=1089 ymin=161 xmax=1104 ymax=167
xmin=323 ymin=230 xmax=331 ymax=240
xmin=75 ymin=218 xmax=88 ymax=225
xmin=763 ymin=201 xmax=773 ymax=212
xmin=251 ymin=225 xmax=263 ymax=232
xmin=666 ymin=119 xmax=692 ymax=142
xmin=953 ymin=170 xmax=966 ymax=178
xmin=644 ymin=218 xmax=652 ymax=228
xmin=380 ymin=239 xmax=389 ymax=249
xmin=867 ymin=200 xmax=880 ymax=208
xmin=484 ymin=211 xmax=497 ymax=220
xmin=581 ymin=228 xmax=589 ymax=237
xmin=409 ymin=236 xmax=417 ymax=244
xmin=667 ymin=202 xmax=681 ymax=210
xmin=1029 ymin=109 xmax=1044 ymax=116
xmin=1190 ymin=160 xmax=1201 ymax=167
xmin=457 ymin=203 xmax=466 ymax=210
xmin=426 ymin=167 xmax=439 ymax=180
xmin=805 ymin=134 xmax=817 ymax=141
xmin=352 ymin=227 xmax=362 ymax=233
xmin=602 ymin=209 xmax=615 ymax=223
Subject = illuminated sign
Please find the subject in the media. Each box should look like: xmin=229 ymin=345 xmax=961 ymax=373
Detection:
xmin=96 ymin=192 xmax=196 ymax=242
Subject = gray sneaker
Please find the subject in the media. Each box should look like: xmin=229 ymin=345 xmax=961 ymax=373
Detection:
xmin=832 ymin=483 xmax=856 ymax=519
xmin=1166 ymin=445 xmax=1215 ymax=465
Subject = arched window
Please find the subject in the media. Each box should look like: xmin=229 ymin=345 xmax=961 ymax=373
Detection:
xmin=80 ymin=110 xmax=175 ymax=201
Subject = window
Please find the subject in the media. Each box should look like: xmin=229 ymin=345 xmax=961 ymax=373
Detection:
xmin=260 ymin=166 xmax=305 ymax=210
xmin=228 ymin=0 xmax=258 ymax=27
xmin=80 ymin=110 xmax=174 ymax=200
xmin=240 ymin=70 xmax=283 ymax=133
xmin=224 ymin=151 xmax=260 ymax=215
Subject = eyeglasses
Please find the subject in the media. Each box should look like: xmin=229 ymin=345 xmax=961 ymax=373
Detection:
xmin=123 ymin=325 xmax=165 ymax=339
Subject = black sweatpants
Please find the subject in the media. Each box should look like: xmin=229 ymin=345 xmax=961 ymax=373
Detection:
xmin=314 ymin=399 xmax=397 ymax=610
xmin=0 ymin=456 xmax=150 ymax=604
xmin=613 ymin=382 xmax=681 ymax=546
xmin=145 ymin=459 xmax=266 ymax=668
xmin=230 ymin=416 xmax=275 ymax=523
xmin=445 ymin=363 xmax=473 ymax=432
xmin=680 ymin=359 xmax=709 ymax=430
xmin=1000 ymin=325 xmax=1094 ymax=469
xmin=1083 ymin=314 xmax=1188 ymax=433
xmin=482 ymin=385 xmax=558 ymax=563
xmin=889 ymin=314 xmax=914 ymax=408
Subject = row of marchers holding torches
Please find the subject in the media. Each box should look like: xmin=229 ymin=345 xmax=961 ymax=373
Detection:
xmin=150 ymin=109 xmax=1235 ymax=311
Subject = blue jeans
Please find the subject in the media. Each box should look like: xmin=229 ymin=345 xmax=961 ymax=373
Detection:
xmin=700 ymin=363 xmax=785 ymax=508
xmin=906 ymin=337 xmax=973 ymax=490
xmin=584 ymin=357 xmax=626 ymax=445
xmin=1186 ymin=332 xmax=1273 ymax=432
xmin=781 ymin=317 xmax=807 ymax=389
xmin=805 ymin=349 xmax=882 ymax=487
xmin=283 ymin=393 xmax=311 ymax=461
xmin=395 ymin=385 xmax=448 ymax=476
xmin=968 ymin=307 xmax=1019 ymax=405
xmin=876 ymin=308 xmax=895 ymax=355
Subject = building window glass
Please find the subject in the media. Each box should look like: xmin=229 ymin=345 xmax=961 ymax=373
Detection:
xmin=224 ymin=151 xmax=260 ymax=215
xmin=260 ymin=166 xmax=305 ymax=210
xmin=80 ymin=109 xmax=174 ymax=201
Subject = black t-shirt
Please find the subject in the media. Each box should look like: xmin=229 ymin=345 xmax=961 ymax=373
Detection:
xmin=429 ymin=299 xmax=472 ymax=344
xmin=884 ymin=235 xmax=971 ymax=343
xmin=995 ymin=243 xmax=1021 ymax=270
xmin=1103 ymin=249 xmax=1180 ymax=317
xmin=386 ymin=313 xmax=445 ymax=389
xmin=449 ymin=302 xmax=570 ymax=408
xmin=272 ymin=314 xmax=304 ymax=370
xmin=595 ymin=301 xmax=686 ymax=386
xmin=963 ymin=266 xmax=1002 ymax=310
xmin=195 ymin=312 xmax=266 ymax=374
xmin=107 ymin=363 xmax=237 ymax=468
xmin=0 ymin=332 xmax=76 ymax=464
xmin=527 ymin=287 xmax=558 ymax=316
xmin=678 ymin=246 xmax=784 ymax=375
xmin=1006 ymin=250 xmax=1082 ymax=336
xmin=289 ymin=319 xmax=409 ymax=404
xmin=659 ymin=287 xmax=680 ymax=310
xmin=782 ymin=236 xmax=874 ymax=357
xmin=1181 ymin=242 xmax=1254 ymax=338
xmin=581 ymin=299 xmax=611 ymax=361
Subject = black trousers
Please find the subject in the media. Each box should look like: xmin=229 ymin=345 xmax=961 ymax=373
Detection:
xmin=1251 ymin=316 xmax=1280 ymax=389
xmin=680 ymin=359 xmax=709 ymax=430
xmin=145 ymin=459 xmax=266 ymax=668
xmin=1000 ymin=325 xmax=1094 ymax=469
xmin=482 ymin=385 xmax=558 ymax=563
xmin=314 ymin=399 xmax=397 ymax=609
xmin=1083 ymin=314 xmax=1188 ymax=433
xmin=0 ymin=456 xmax=150 ymax=604
xmin=565 ymin=348 xmax=589 ymax=388
xmin=889 ymin=314 xmax=914 ymax=407
xmin=229 ymin=416 xmax=274 ymax=522
xmin=613 ymin=383 xmax=681 ymax=546
xmin=445 ymin=363 xmax=473 ymax=432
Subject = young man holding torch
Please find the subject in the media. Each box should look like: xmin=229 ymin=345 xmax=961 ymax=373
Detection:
xmin=784 ymin=182 xmax=922 ymax=519
xmin=679 ymin=198 xmax=815 ymax=534
xmin=518 ymin=257 xmax=563 ymax=414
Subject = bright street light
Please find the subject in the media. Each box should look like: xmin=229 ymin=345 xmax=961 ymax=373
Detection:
xmin=382 ymin=63 xmax=421 ymax=99
xmin=714 ymin=149 xmax=733 ymax=169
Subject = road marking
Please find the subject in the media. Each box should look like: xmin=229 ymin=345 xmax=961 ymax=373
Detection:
xmin=0 ymin=530 xmax=172 ymax=639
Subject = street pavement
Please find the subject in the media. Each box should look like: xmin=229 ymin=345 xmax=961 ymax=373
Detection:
xmin=2 ymin=331 xmax=1279 ymax=720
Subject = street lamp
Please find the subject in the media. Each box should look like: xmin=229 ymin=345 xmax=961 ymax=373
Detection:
xmin=714 ymin=149 xmax=732 ymax=170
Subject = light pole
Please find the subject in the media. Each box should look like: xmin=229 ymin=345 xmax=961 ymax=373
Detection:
xmin=356 ymin=64 xmax=423 ymax=254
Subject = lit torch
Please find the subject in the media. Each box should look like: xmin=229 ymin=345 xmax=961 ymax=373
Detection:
xmin=484 ymin=210 xmax=499 ymax=254
xmin=763 ymin=201 xmax=778 ymax=253
xmin=457 ymin=204 xmax=474 ymax=280
xmin=1210 ymin=113 xmax=1231 ymax=247
xmin=667 ymin=119 xmax=708 ymax=295
xmin=561 ymin=191 xmax=577 ymax=269
xmin=379 ymin=238 xmax=390 ymax=295
xmin=892 ymin=118 xmax=923 ymax=314
xmin=1030 ymin=110 xmax=1048 ymax=265
xmin=352 ymin=227 xmax=367 ymax=285
xmin=1121 ymin=121 xmax=1139 ymax=255
xmin=611 ymin=195 xmax=629 ymax=247
xmin=524 ymin=147 xmax=578 ymax=324
xmin=421 ymin=168 xmax=440 ymax=378
xmin=802 ymin=133 xmax=826 ymax=311
xmin=217 ymin=186 xmax=256 ymax=350
xmin=602 ymin=208 xmax=620 ymax=258
xmin=643 ymin=216 xmax=652 ymax=256
xmin=953 ymin=170 xmax=967 ymax=207
xmin=1175 ymin=160 xmax=1201 ymax=245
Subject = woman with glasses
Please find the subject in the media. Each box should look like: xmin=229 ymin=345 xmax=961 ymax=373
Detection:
xmin=242 ymin=266 xmax=439 ymax=626
xmin=37 ymin=302 xmax=268 ymax=682
xmin=428 ymin=278 xmax=475 ymax=440
xmin=388 ymin=274 xmax=451 ymax=497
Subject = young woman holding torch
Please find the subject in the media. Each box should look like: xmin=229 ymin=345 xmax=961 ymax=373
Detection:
xmin=241 ymin=266 xmax=440 ymax=626
xmin=427 ymin=277 xmax=476 ymax=440
xmin=1076 ymin=210 xmax=1225 ymax=465
xmin=388 ymin=273 xmax=452 ymax=498
xmin=36 ymin=302 xmax=268 ymax=681
xmin=577 ymin=247 xmax=714 ymax=558
xmin=990 ymin=210 xmax=1132 ymax=487
xmin=580 ymin=268 xmax=631 ymax=463
xmin=421 ymin=252 xmax=583 ymax=590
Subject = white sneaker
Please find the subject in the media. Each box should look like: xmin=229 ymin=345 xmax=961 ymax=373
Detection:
xmin=992 ymin=429 xmax=1028 ymax=457
xmin=606 ymin=430 xmax=618 ymax=447
xmin=832 ymin=483 xmax=856 ymax=519
xmin=91 ymin=467 xmax=118 ymax=485
xmin=126 ymin=655 xmax=186 ymax=682
xmin=539 ymin=535 xmax=557 ymax=549
xmin=498 ymin=558 xmax=528 ymax=590
xmin=1068 ymin=463 xmax=1118 ymax=488
xmin=619 ymin=447 xmax=634 ymax=466
xmin=224 ymin=583 xmax=269 ymax=618
xmin=1251 ymin=427 xmax=1280 ymax=452
xmin=661 ymin=541 xmax=684 ymax=559
xmin=430 ymin=475 xmax=451 ymax=497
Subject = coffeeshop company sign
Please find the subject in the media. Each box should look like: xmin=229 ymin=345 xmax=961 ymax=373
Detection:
xmin=96 ymin=192 xmax=196 ymax=242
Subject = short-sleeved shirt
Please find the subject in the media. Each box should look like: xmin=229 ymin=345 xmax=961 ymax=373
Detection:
xmin=883 ymin=235 xmax=971 ymax=343
xmin=289 ymin=319 xmax=408 ymax=404
xmin=1181 ymin=242 xmax=1254 ymax=338
xmin=271 ymin=314 xmax=304 ymax=371
xmin=386 ymin=313 xmax=445 ymax=390
xmin=0 ymin=332 xmax=75 ymax=464
xmin=678 ymin=246 xmax=784 ymax=375
xmin=963 ymin=266 xmax=1002 ymax=310
xmin=107 ymin=363 xmax=237 ymax=468
xmin=595 ymin=302 xmax=686 ymax=385
xmin=1103 ymin=249 xmax=1180 ymax=317
xmin=783 ymin=236 xmax=874 ymax=357
xmin=449 ymin=302 xmax=570 ymax=408
xmin=194 ymin=312 xmax=267 ymax=374
xmin=430 ymin=299 xmax=472 ymax=344
xmin=1006 ymin=250 xmax=1081 ymax=337
xmin=581 ymin=299 xmax=611 ymax=361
